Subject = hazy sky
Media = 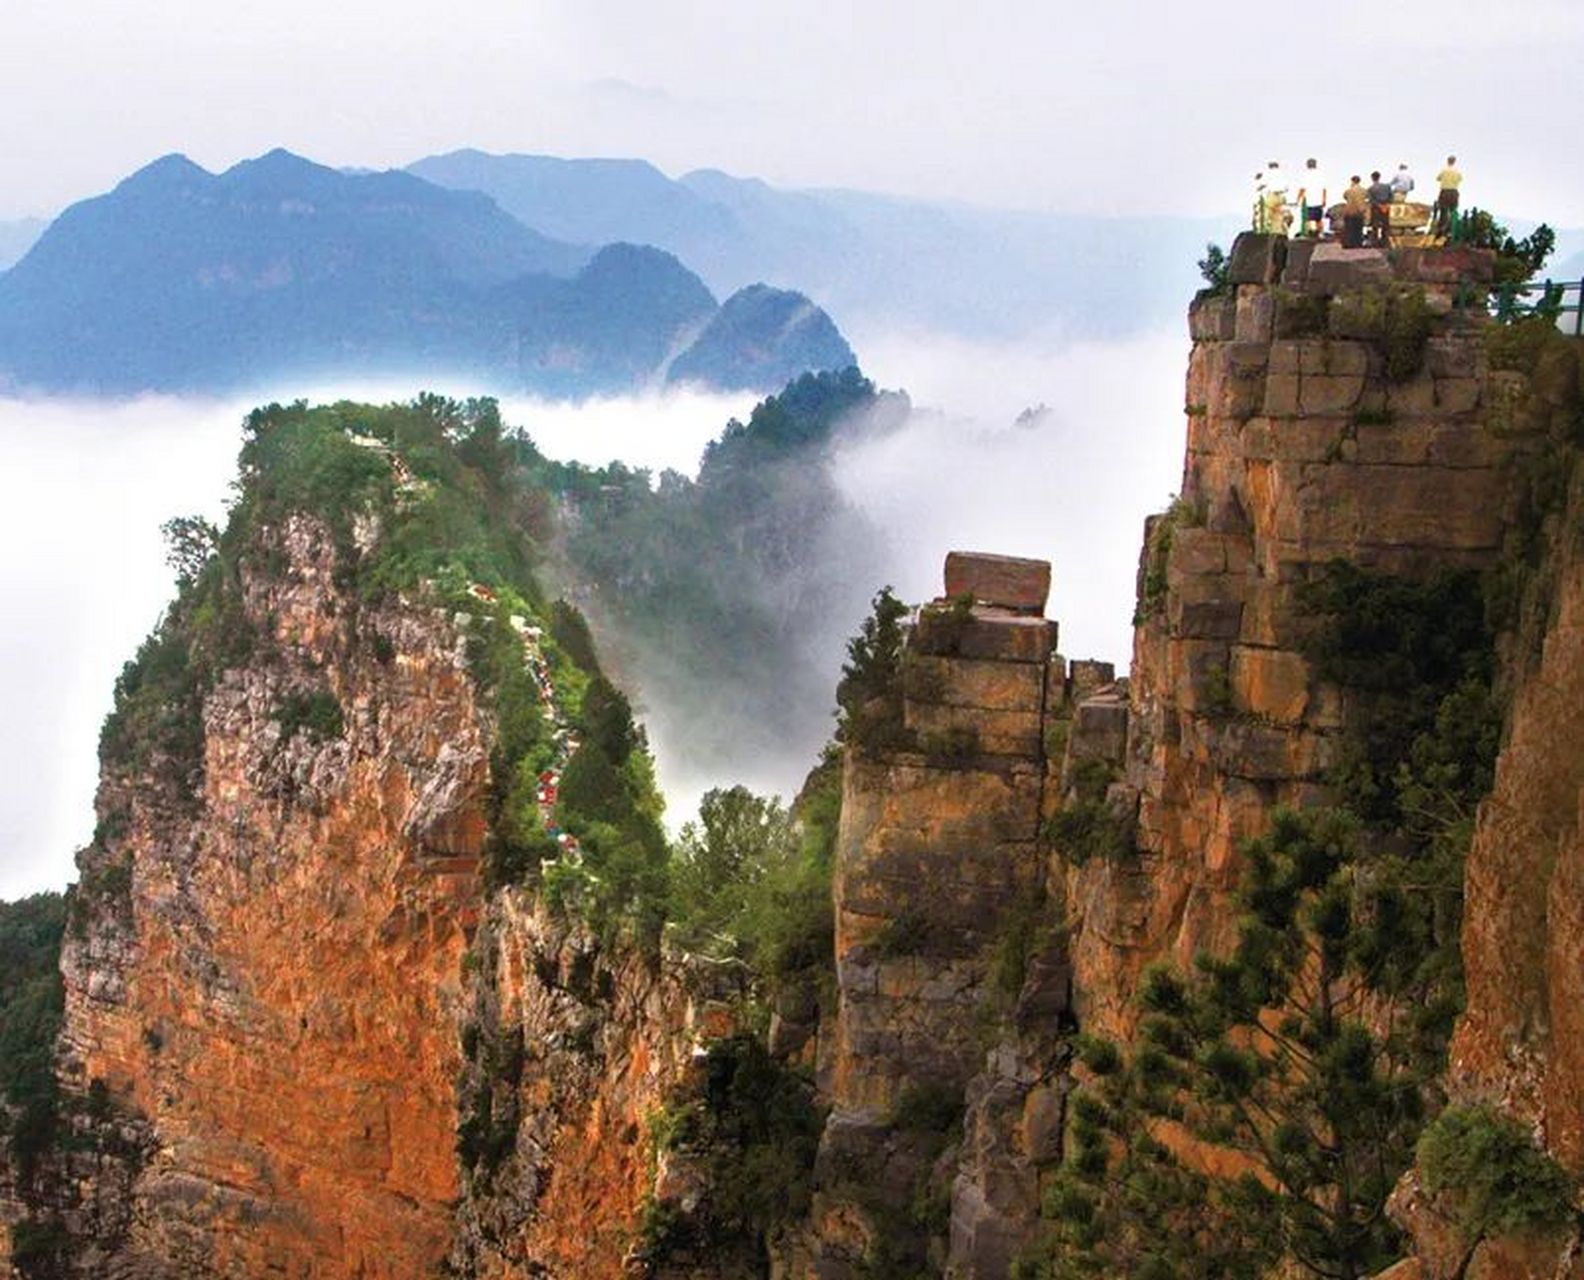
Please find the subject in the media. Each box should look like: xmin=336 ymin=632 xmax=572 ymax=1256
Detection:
xmin=4 ymin=0 xmax=1582 ymax=222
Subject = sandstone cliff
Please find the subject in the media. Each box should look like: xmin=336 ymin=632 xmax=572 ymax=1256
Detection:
xmin=0 ymin=401 xmax=733 ymax=1279
xmin=794 ymin=236 xmax=1584 ymax=1278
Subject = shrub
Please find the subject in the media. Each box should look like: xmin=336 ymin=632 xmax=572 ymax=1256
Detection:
xmin=1330 ymin=286 xmax=1435 ymax=382
xmin=1418 ymin=1105 xmax=1576 ymax=1239
xmin=1046 ymin=758 xmax=1134 ymax=865
xmin=275 ymin=689 xmax=344 ymax=743
xmin=892 ymin=1080 xmax=964 ymax=1138
xmin=1134 ymin=495 xmax=1203 ymax=624
xmin=635 ymin=1036 xmax=823 ymax=1270
xmin=1196 ymin=243 xmax=1230 ymax=298
xmin=837 ymin=587 xmax=911 ymax=753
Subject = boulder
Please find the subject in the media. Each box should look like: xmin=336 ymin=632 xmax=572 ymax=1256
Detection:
xmin=944 ymin=552 xmax=1051 ymax=614
xmin=1227 ymin=232 xmax=1288 ymax=285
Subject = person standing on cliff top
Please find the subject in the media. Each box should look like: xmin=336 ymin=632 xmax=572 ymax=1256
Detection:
xmin=1342 ymin=176 xmax=1368 ymax=248
xmin=1434 ymin=155 xmax=1463 ymax=237
xmin=1297 ymin=158 xmax=1326 ymax=237
xmin=1260 ymin=160 xmax=1291 ymax=236
xmin=1391 ymin=162 xmax=1415 ymax=199
xmin=1367 ymin=170 xmax=1394 ymax=247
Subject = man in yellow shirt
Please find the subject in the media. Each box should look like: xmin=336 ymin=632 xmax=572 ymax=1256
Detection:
xmin=1434 ymin=155 xmax=1463 ymax=237
xmin=1341 ymin=176 xmax=1369 ymax=248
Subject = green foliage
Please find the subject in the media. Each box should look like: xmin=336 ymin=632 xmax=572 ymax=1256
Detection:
xmin=1044 ymin=562 xmax=1507 ymax=1278
xmin=548 ymin=599 xmax=602 ymax=676
xmin=1196 ymin=243 xmax=1230 ymax=298
xmin=1274 ymin=288 xmax=1329 ymax=339
xmin=836 ymin=587 xmax=912 ymax=753
xmin=160 ymin=515 xmax=219 ymax=588
xmin=634 ymin=1036 xmax=824 ymax=1270
xmin=1134 ymin=495 xmax=1202 ymax=624
xmin=0 ymin=894 xmax=67 ymax=1182
xmin=9 ymin=1216 xmax=71 ymax=1278
xmin=1418 ymin=1105 xmax=1576 ymax=1239
xmin=989 ymin=891 xmax=1048 ymax=1005
xmin=671 ymin=786 xmax=798 ymax=954
xmin=274 ymin=689 xmax=344 ymax=743
xmin=669 ymin=757 xmax=841 ymax=994
xmin=1486 ymin=312 xmax=1571 ymax=375
xmin=536 ymin=370 xmax=906 ymax=763
xmin=1331 ymin=286 xmax=1434 ymax=382
xmin=1047 ymin=758 xmax=1134 ymax=866
xmin=1455 ymin=209 xmax=1556 ymax=284
xmin=1299 ymin=562 xmax=1497 ymax=834
xmin=892 ymin=1081 xmax=964 ymax=1138
xmin=580 ymin=676 xmax=638 ymax=763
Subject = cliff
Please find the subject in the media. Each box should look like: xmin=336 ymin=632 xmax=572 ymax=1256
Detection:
xmin=793 ymin=236 xmax=1584 ymax=1278
xmin=0 ymin=400 xmax=734 ymax=1278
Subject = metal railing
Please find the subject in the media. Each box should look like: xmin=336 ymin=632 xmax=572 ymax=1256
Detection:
xmin=1486 ymin=278 xmax=1584 ymax=337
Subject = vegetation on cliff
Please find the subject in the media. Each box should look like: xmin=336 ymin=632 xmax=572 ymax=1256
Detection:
xmin=535 ymin=367 xmax=909 ymax=772
xmin=0 ymin=894 xmax=66 ymax=1183
xmin=1035 ymin=565 xmax=1504 ymax=1280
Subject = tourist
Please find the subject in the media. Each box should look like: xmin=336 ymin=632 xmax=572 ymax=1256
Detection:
xmin=1367 ymin=170 xmax=1394 ymax=247
xmin=1391 ymin=162 xmax=1415 ymax=199
xmin=1259 ymin=160 xmax=1288 ymax=236
xmin=1434 ymin=154 xmax=1463 ymax=237
xmin=1297 ymin=157 xmax=1326 ymax=237
xmin=1342 ymin=176 xmax=1368 ymax=248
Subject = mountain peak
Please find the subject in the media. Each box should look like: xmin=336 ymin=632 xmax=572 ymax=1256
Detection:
xmin=115 ymin=152 xmax=212 ymax=193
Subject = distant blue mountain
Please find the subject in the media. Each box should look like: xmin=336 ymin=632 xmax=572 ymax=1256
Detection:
xmin=410 ymin=149 xmax=1228 ymax=342
xmin=0 ymin=151 xmax=855 ymax=397
xmin=667 ymin=284 xmax=855 ymax=392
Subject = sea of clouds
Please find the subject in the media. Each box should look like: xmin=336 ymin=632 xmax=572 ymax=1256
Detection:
xmin=0 ymin=333 xmax=1186 ymax=898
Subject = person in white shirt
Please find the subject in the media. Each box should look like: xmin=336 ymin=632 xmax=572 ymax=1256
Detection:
xmin=1390 ymin=163 xmax=1415 ymax=200
xmin=1296 ymin=158 xmax=1326 ymax=237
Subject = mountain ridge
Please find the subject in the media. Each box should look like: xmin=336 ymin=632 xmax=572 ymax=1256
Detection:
xmin=0 ymin=150 xmax=856 ymax=397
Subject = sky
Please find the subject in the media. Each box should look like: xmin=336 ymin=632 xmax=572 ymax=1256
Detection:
xmin=3 ymin=0 xmax=1582 ymax=223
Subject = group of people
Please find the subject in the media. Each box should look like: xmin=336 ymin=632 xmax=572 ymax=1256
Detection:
xmin=1253 ymin=156 xmax=1464 ymax=247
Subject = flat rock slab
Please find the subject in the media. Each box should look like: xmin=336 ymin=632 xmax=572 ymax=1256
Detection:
xmin=1228 ymin=232 xmax=1288 ymax=285
xmin=1306 ymin=244 xmax=1392 ymax=292
xmin=944 ymin=552 xmax=1051 ymax=614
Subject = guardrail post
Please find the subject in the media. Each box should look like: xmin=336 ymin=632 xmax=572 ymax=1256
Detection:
xmin=1577 ymin=280 xmax=1583 ymax=337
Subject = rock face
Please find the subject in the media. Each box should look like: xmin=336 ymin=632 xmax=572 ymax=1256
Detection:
xmin=802 ymin=567 xmax=1079 ymax=1278
xmin=25 ymin=512 xmax=719 ymax=1279
xmin=52 ymin=513 xmax=488 ymax=1276
xmin=16 ymin=239 xmax=1584 ymax=1279
xmin=1071 ymin=236 xmax=1539 ymax=1043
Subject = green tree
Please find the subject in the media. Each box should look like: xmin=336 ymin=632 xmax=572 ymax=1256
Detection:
xmin=160 ymin=515 xmax=219 ymax=588
xmin=671 ymin=786 xmax=798 ymax=954
xmin=835 ymin=586 xmax=909 ymax=752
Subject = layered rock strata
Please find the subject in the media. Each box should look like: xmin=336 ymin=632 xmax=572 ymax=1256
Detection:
xmin=804 ymin=555 xmax=1084 ymax=1278
xmin=1068 ymin=236 xmax=1539 ymax=1042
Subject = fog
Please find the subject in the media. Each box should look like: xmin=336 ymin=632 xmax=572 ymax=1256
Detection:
xmin=627 ymin=330 xmax=1188 ymax=830
xmin=845 ymin=329 xmax=1188 ymax=664
xmin=0 ymin=337 xmax=1186 ymax=898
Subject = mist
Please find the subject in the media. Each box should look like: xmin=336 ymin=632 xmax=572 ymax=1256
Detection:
xmin=628 ymin=330 xmax=1189 ymax=830
xmin=0 ymin=336 xmax=1188 ymax=897
xmin=844 ymin=329 xmax=1189 ymax=664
